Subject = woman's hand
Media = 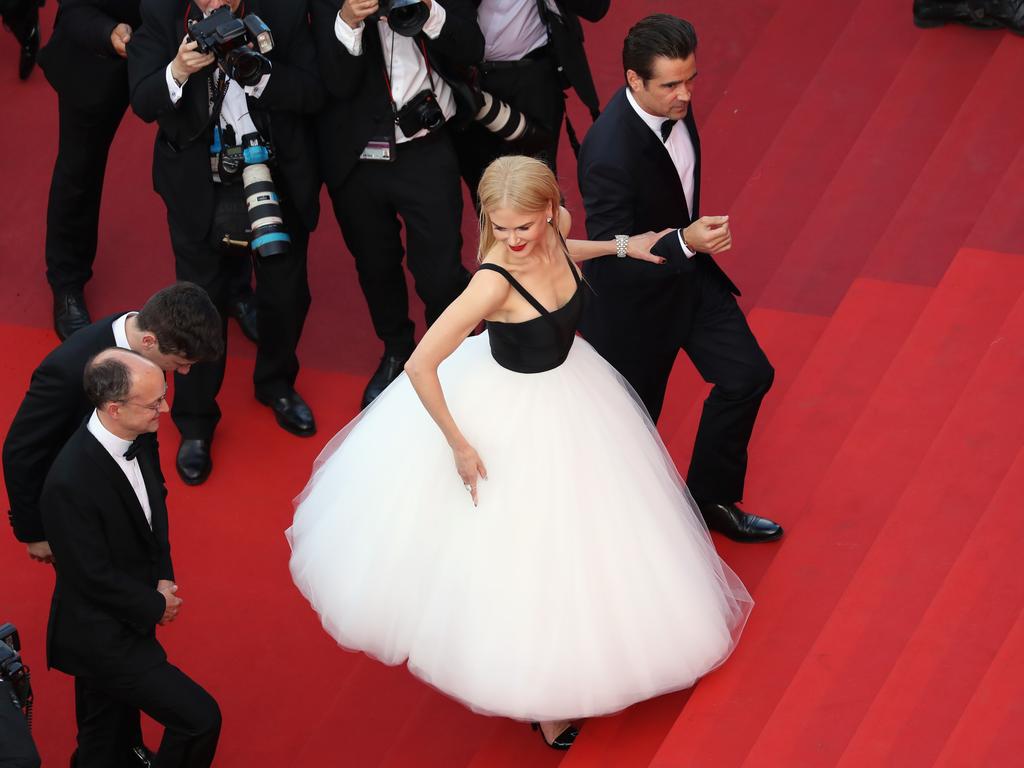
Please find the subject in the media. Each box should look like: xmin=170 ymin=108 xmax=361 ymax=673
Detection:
xmin=453 ymin=443 xmax=488 ymax=507
xmin=626 ymin=228 xmax=676 ymax=263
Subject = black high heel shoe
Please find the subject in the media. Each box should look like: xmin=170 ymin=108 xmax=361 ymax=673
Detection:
xmin=531 ymin=721 xmax=579 ymax=750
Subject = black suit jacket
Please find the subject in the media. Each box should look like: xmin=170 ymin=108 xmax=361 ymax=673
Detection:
xmin=3 ymin=313 xmax=130 ymax=543
xmin=127 ymin=0 xmax=323 ymax=239
xmin=577 ymin=87 xmax=737 ymax=354
xmin=38 ymin=0 xmax=140 ymax=108
xmin=41 ymin=423 xmax=172 ymax=677
xmin=311 ymin=0 xmax=484 ymax=191
xmin=535 ymin=0 xmax=607 ymax=117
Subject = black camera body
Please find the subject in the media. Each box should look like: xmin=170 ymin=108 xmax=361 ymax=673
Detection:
xmin=375 ymin=0 xmax=429 ymax=37
xmin=187 ymin=5 xmax=274 ymax=87
xmin=395 ymin=88 xmax=445 ymax=137
xmin=0 ymin=623 xmax=32 ymax=716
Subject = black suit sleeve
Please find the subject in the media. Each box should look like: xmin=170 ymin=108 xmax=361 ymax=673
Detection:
xmin=42 ymin=483 xmax=166 ymax=633
xmin=127 ymin=0 xmax=186 ymax=125
xmin=560 ymin=0 xmax=610 ymax=23
xmin=580 ymin=158 xmax=637 ymax=241
xmin=2 ymin=362 xmax=86 ymax=543
xmin=251 ymin=3 xmax=324 ymax=115
xmin=58 ymin=0 xmax=122 ymax=57
xmin=426 ymin=0 xmax=484 ymax=66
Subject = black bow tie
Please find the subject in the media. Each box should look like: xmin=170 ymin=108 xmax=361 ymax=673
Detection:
xmin=660 ymin=119 xmax=676 ymax=143
xmin=123 ymin=438 xmax=143 ymax=462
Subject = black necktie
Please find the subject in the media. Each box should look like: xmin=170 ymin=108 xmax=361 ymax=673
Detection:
xmin=123 ymin=439 xmax=142 ymax=462
xmin=660 ymin=119 xmax=676 ymax=143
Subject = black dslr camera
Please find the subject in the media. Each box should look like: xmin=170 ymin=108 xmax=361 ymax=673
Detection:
xmin=375 ymin=0 xmax=429 ymax=37
xmin=187 ymin=5 xmax=274 ymax=87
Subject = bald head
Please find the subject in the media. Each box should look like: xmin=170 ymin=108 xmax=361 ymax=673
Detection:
xmin=84 ymin=349 xmax=168 ymax=439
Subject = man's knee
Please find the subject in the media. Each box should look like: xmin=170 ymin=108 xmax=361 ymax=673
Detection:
xmin=716 ymin=355 xmax=774 ymax=402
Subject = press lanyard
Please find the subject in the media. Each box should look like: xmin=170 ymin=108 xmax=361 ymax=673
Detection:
xmin=380 ymin=29 xmax=438 ymax=120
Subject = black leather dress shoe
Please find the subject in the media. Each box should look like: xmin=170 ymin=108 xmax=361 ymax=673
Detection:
xmin=699 ymin=502 xmax=784 ymax=542
xmin=176 ymin=439 xmax=212 ymax=486
xmin=228 ymin=291 xmax=259 ymax=343
xmin=361 ymin=352 xmax=410 ymax=409
xmin=913 ymin=0 xmax=1023 ymax=30
xmin=70 ymin=744 xmax=154 ymax=767
xmin=53 ymin=290 xmax=92 ymax=341
xmin=257 ymin=388 xmax=316 ymax=436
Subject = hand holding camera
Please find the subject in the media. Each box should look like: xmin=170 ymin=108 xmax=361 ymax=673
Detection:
xmin=340 ymin=0 xmax=379 ymax=29
xmin=170 ymin=35 xmax=215 ymax=86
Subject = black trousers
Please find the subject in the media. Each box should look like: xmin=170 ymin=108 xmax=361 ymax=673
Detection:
xmin=455 ymin=52 xmax=565 ymax=207
xmin=168 ymin=189 xmax=311 ymax=440
xmin=330 ymin=128 xmax=468 ymax=355
xmin=73 ymin=663 xmax=219 ymax=768
xmin=44 ymin=90 xmax=130 ymax=294
xmin=591 ymin=262 xmax=774 ymax=505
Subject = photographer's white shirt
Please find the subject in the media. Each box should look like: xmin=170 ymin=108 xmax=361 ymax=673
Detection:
xmin=334 ymin=0 xmax=456 ymax=142
xmin=87 ymin=411 xmax=153 ymax=529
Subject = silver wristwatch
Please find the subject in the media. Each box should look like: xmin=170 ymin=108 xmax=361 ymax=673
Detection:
xmin=615 ymin=234 xmax=629 ymax=258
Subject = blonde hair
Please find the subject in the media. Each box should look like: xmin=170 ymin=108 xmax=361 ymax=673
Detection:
xmin=476 ymin=156 xmax=564 ymax=262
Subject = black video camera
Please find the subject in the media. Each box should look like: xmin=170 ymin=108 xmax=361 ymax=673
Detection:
xmin=187 ymin=5 xmax=274 ymax=87
xmin=0 ymin=623 xmax=33 ymax=720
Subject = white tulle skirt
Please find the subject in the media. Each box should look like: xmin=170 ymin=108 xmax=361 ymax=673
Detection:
xmin=286 ymin=332 xmax=752 ymax=722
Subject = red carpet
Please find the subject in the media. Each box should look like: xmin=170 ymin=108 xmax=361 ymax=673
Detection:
xmin=1 ymin=2 xmax=1022 ymax=766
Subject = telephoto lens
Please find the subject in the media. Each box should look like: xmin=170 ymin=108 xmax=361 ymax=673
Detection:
xmin=242 ymin=164 xmax=290 ymax=257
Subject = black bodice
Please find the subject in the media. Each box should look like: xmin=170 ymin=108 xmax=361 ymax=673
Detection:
xmin=478 ymin=254 xmax=583 ymax=374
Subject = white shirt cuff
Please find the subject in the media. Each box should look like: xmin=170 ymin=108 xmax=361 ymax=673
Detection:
xmin=243 ymin=73 xmax=271 ymax=99
xmin=334 ymin=13 xmax=364 ymax=55
xmin=678 ymin=229 xmax=696 ymax=258
xmin=422 ymin=0 xmax=446 ymax=39
xmin=165 ymin=63 xmax=184 ymax=105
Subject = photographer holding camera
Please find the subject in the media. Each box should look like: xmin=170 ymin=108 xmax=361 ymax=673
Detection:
xmin=128 ymin=0 xmax=324 ymax=485
xmin=456 ymin=0 xmax=607 ymax=205
xmin=312 ymin=0 xmax=483 ymax=408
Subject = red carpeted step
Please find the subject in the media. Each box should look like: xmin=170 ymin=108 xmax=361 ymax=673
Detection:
xmin=862 ymin=36 xmax=1024 ymax=289
xmin=463 ymin=720 xmax=567 ymax=768
xmin=742 ymin=270 xmax=1024 ymax=767
xmin=649 ymin=248 xmax=1024 ymax=767
xmin=662 ymin=307 xmax=828 ymax=483
xmin=933 ymin=592 xmax=1024 ymax=767
xmin=754 ymin=26 xmax=1001 ymax=316
xmin=963 ymin=142 xmax=1024 ymax=258
xmin=711 ymin=0 xmax=929 ymax=309
xmin=838 ymin=448 xmax=1024 ymax=767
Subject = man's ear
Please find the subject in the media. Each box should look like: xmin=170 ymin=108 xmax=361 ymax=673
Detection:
xmin=626 ymin=69 xmax=643 ymax=93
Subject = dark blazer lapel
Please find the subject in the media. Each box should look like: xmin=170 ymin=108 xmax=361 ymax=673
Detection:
xmin=137 ymin=441 xmax=169 ymax=546
xmin=684 ymin=108 xmax=701 ymax=218
xmin=611 ymin=89 xmax=688 ymax=214
xmin=83 ymin=431 xmax=158 ymax=548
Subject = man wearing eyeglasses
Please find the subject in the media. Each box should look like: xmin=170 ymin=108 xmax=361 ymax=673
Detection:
xmin=41 ymin=349 xmax=221 ymax=768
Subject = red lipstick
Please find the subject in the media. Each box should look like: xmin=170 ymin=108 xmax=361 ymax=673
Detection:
xmin=508 ymin=243 xmax=527 ymax=252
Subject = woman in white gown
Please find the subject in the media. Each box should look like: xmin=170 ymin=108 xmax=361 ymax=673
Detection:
xmin=287 ymin=156 xmax=752 ymax=749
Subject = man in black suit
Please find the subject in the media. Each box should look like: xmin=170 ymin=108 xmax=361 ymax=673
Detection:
xmin=36 ymin=0 xmax=143 ymax=339
xmin=4 ymin=282 xmax=221 ymax=565
xmin=42 ymin=349 xmax=220 ymax=768
xmin=457 ymin=0 xmax=608 ymax=203
xmin=0 ymin=0 xmax=41 ymax=79
xmin=128 ymin=0 xmax=324 ymax=483
xmin=311 ymin=0 xmax=483 ymax=408
xmin=578 ymin=14 xmax=782 ymax=542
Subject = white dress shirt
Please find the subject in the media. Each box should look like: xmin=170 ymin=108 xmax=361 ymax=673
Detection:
xmin=87 ymin=411 xmax=153 ymax=529
xmin=626 ymin=88 xmax=697 ymax=257
xmin=477 ymin=0 xmax=548 ymax=62
xmin=112 ymin=312 xmax=135 ymax=350
xmin=334 ymin=1 xmax=456 ymax=142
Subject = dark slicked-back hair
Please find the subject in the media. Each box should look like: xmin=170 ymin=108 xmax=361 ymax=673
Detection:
xmin=84 ymin=350 xmax=142 ymax=408
xmin=136 ymin=282 xmax=223 ymax=362
xmin=623 ymin=14 xmax=698 ymax=82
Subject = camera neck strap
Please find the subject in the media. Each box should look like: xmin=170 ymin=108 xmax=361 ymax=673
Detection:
xmin=381 ymin=28 xmax=438 ymax=121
